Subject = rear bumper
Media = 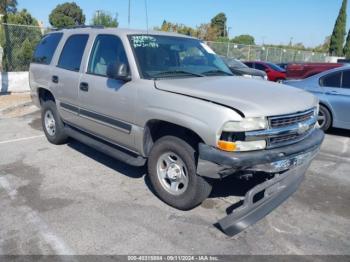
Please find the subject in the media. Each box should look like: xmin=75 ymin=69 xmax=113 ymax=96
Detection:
xmin=197 ymin=128 xmax=324 ymax=236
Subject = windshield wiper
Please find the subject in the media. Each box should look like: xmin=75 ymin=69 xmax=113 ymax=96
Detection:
xmin=202 ymin=69 xmax=233 ymax=76
xmin=152 ymin=70 xmax=204 ymax=79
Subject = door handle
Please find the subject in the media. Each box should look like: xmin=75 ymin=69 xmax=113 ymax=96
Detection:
xmin=52 ymin=75 xmax=59 ymax=83
xmin=79 ymin=82 xmax=89 ymax=92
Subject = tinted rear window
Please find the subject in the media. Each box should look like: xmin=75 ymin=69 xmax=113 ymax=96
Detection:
xmin=33 ymin=33 xmax=63 ymax=65
xmin=341 ymin=70 xmax=350 ymax=88
xmin=57 ymin=34 xmax=89 ymax=72
xmin=321 ymin=72 xmax=341 ymax=87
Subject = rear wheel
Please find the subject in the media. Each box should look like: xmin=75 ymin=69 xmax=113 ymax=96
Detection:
xmin=318 ymin=105 xmax=332 ymax=131
xmin=41 ymin=100 xmax=68 ymax=145
xmin=148 ymin=136 xmax=212 ymax=210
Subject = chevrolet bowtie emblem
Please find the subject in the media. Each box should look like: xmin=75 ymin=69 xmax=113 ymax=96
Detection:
xmin=297 ymin=123 xmax=309 ymax=134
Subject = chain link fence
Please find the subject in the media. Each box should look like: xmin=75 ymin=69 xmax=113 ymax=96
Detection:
xmin=0 ymin=23 xmax=51 ymax=72
xmin=206 ymin=41 xmax=328 ymax=63
xmin=0 ymin=23 xmax=329 ymax=72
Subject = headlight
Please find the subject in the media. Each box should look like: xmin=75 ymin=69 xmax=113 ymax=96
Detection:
xmin=264 ymin=75 xmax=268 ymax=80
xmin=222 ymin=117 xmax=268 ymax=132
xmin=218 ymin=140 xmax=266 ymax=152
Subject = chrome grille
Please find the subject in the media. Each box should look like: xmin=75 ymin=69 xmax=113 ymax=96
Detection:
xmin=245 ymin=108 xmax=317 ymax=149
xmin=269 ymin=109 xmax=314 ymax=128
xmin=268 ymin=131 xmax=311 ymax=148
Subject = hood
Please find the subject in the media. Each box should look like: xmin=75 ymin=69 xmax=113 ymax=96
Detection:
xmin=155 ymin=77 xmax=317 ymax=118
xmin=230 ymin=67 xmax=266 ymax=77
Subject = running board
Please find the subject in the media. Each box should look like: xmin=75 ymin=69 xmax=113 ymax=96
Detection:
xmin=64 ymin=125 xmax=146 ymax=167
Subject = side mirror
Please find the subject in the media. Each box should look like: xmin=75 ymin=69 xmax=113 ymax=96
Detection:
xmin=265 ymin=68 xmax=271 ymax=73
xmin=107 ymin=63 xmax=131 ymax=82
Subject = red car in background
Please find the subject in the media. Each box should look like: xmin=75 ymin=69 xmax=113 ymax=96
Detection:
xmin=286 ymin=63 xmax=343 ymax=79
xmin=244 ymin=61 xmax=287 ymax=82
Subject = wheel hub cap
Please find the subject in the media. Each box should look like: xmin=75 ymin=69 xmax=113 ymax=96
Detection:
xmin=166 ymin=164 xmax=181 ymax=180
xmin=156 ymin=152 xmax=189 ymax=196
xmin=44 ymin=110 xmax=56 ymax=136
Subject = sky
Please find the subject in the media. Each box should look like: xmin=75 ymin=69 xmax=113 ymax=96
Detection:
xmin=17 ymin=0 xmax=347 ymax=47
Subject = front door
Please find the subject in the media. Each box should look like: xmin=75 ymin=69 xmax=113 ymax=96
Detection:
xmin=78 ymin=34 xmax=136 ymax=150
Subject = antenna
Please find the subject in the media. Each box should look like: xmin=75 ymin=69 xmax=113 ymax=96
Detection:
xmin=145 ymin=0 xmax=149 ymax=33
xmin=128 ymin=0 xmax=131 ymax=27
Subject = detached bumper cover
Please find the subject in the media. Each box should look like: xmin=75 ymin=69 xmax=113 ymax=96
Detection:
xmin=197 ymin=128 xmax=324 ymax=236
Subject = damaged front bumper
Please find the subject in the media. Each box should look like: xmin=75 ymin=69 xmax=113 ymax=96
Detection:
xmin=197 ymin=128 xmax=324 ymax=236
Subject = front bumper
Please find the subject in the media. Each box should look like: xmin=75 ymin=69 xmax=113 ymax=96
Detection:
xmin=197 ymin=128 xmax=324 ymax=178
xmin=197 ymin=128 xmax=324 ymax=236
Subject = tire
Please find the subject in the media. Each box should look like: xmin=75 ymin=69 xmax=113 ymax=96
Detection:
xmin=276 ymin=78 xmax=285 ymax=83
xmin=41 ymin=100 xmax=68 ymax=145
xmin=318 ymin=104 xmax=332 ymax=131
xmin=147 ymin=136 xmax=212 ymax=210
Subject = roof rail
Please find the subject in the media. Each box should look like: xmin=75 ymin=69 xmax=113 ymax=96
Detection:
xmin=52 ymin=25 xmax=104 ymax=31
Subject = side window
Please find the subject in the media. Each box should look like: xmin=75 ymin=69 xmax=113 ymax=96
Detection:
xmin=245 ymin=62 xmax=253 ymax=68
xmin=58 ymin=34 xmax=89 ymax=72
xmin=255 ymin=63 xmax=266 ymax=71
xmin=33 ymin=33 xmax=63 ymax=64
xmin=88 ymin=35 xmax=128 ymax=76
xmin=341 ymin=70 xmax=350 ymax=88
xmin=320 ymin=72 xmax=342 ymax=88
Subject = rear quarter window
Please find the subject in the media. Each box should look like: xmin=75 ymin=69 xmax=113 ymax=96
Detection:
xmin=33 ymin=33 xmax=63 ymax=65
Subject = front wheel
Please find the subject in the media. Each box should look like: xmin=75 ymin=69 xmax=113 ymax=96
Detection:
xmin=147 ymin=136 xmax=212 ymax=210
xmin=318 ymin=105 xmax=332 ymax=131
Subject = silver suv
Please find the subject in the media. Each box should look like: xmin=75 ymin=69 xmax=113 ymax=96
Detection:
xmin=30 ymin=27 xmax=324 ymax=236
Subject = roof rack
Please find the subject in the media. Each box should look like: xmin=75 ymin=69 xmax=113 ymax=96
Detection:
xmin=52 ymin=25 xmax=104 ymax=31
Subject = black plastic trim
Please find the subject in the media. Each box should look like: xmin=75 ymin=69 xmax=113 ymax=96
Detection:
xmin=60 ymin=102 xmax=79 ymax=113
xmin=79 ymin=109 xmax=132 ymax=133
xmin=65 ymin=124 xmax=145 ymax=166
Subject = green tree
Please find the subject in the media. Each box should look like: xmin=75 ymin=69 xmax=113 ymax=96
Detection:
xmin=210 ymin=12 xmax=227 ymax=38
xmin=329 ymin=0 xmax=347 ymax=56
xmin=0 ymin=0 xmax=18 ymax=71
xmin=49 ymin=2 xmax=85 ymax=28
xmin=344 ymin=31 xmax=350 ymax=58
xmin=231 ymin=34 xmax=255 ymax=45
xmin=0 ymin=9 xmax=42 ymax=71
xmin=0 ymin=0 xmax=17 ymax=14
xmin=91 ymin=10 xmax=118 ymax=27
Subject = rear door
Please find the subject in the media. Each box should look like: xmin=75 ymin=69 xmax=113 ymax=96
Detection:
xmin=53 ymin=34 xmax=89 ymax=124
xmin=30 ymin=33 xmax=63 ymax=104
xmin=321 ymin=70 xmax=350 ymax=128
xmin=78 ymin=34 xmax=136 ymax=150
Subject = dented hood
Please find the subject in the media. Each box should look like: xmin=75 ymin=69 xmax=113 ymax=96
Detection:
xmin=155 ymin=76 xmax=318 ymax=117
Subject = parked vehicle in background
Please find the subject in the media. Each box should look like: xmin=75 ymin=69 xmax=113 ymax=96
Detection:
xmin=277 ymin=63 xmax=289 ymax=70
xmin=221 ymin=56 xmax=267 ymax=80
xmin=284 ymin=66 xmax=350 ymax=131
xmin=244 ymin=61 xmax=287 ymax=82
xmin=30 ymin=27 xmax=324 ymax=236
xmin=286 ymin=63 xmax=343 ymax=80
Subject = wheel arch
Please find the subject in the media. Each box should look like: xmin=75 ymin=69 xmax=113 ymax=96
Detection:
xmin=37 ymin=87 xmax=56 ymax=105
xmin=142 ymin=119 xmax=206 ymax=157
xmin=319 ymin=101 xmax=333 ymax=126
